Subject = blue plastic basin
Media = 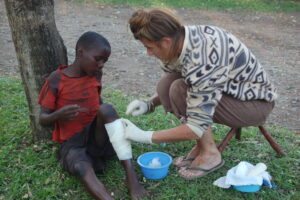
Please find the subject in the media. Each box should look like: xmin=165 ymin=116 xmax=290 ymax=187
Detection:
xmin=137 ymin=152 xmax=172 ymax=180
xmin=233 ymin=185 xmax=261 ymax=193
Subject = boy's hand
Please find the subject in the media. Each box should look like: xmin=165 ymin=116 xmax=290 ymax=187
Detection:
xmin=56 ymin=104 xmax=81 ymax=121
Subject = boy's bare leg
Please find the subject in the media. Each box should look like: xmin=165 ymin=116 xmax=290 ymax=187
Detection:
xmin=73 ymin=161 xmax=113 ymax=200
xmin=97 ymin=103 xmax=149 ymax=199
xmin=121 ymin=160 xmax=149 ymax=200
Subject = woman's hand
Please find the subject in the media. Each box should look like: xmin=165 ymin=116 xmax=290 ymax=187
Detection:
xmin=122 ymin=118 xmax=153 ymax=144
xmin=126 ymin=100 xmax=148 ymax=116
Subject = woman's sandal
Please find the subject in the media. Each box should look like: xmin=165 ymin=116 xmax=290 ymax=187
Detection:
xmin=173 ymin=156 xmax=195 ymax=168
xmin=178 ymin=160 xmax=225 ymax=180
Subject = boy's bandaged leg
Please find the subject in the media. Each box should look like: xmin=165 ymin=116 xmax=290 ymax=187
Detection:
xmin=104 ymin=119 xmax=132 ymax=160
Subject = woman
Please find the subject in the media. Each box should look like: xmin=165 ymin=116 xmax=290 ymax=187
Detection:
xmin=123 ymin=8 xmax=276 ymax=180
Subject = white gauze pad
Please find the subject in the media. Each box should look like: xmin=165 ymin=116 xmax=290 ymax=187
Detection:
xmin=105 ymin=119 xmax=132 ymax=160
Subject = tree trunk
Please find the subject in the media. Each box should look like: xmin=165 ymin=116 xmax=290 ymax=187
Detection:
xmin=4 ymin=0 xmax=67 ymax=141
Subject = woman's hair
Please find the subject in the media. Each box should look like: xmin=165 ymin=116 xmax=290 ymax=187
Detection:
xmin=129 ymin=8 xmax=184 ymax=60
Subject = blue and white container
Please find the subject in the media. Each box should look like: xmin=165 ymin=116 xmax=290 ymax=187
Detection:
xmin=137 ymin=152 xmax=172 ymax=180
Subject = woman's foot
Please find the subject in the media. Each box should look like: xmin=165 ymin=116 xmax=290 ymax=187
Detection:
xmin=173 ymin=156 xmax=194 ymax=168
xmin=173 ymin=145 xmax=201 ymax=168
xmin=178 ymin=152 xmax=224 ymax=180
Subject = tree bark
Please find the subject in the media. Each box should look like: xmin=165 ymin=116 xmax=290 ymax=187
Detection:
xmin=4 ymin=0 xmax=67 ymax=141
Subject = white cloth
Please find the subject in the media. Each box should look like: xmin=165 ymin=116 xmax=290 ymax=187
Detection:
xmin=213 ymin=161 xmax=272 ymax=189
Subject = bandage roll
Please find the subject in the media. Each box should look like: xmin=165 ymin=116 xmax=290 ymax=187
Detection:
xmin=104 ymin=119 xmax=132 ymax=160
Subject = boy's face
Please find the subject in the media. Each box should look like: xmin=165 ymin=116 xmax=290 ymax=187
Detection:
xmin=78 ymin=46 xmax=111 ymax=77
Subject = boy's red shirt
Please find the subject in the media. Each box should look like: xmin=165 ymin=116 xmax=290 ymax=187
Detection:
xmin=38 ymin=66 xmax=101 ymax=143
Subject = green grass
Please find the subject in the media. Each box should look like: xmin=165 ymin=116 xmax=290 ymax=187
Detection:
xmin=76 ymin=0 xmax=300 ymax=12
xmin=0 ymin=77 xmax=299 ymax=200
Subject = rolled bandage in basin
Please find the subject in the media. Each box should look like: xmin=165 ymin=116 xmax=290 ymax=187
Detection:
xmin=105 ymin=119 xmax=132 ymax=160
xmin=148 ymin=157 xmax=162 ymax=168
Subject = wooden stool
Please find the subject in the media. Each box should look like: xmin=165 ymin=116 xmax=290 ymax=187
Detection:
xmin=218 ymin=125 xmax=286 ymax=155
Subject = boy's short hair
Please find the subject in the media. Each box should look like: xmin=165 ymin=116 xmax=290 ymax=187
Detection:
xmin=75 ymin=31 xmax=111 ymax=54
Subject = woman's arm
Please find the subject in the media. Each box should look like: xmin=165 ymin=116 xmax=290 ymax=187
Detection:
xmin=122 ymin=119 xmax=201 ymax=144
xmin=152 ymin=125 xmax=200 ymax=143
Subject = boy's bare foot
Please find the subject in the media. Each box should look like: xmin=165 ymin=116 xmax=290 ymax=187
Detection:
xmin=121 ymin=160 xmax=149 ymax=199
xmin=127 ymin=180 xmax=149 ymax=200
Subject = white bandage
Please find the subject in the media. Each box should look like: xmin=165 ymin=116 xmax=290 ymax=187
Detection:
xmin=122 ymin=118 xmax=153 ymax=144
xmin=105 ymin=119 xmax=132 ymax=160
xmin=126 ymin=100 xmax=148 ymax=116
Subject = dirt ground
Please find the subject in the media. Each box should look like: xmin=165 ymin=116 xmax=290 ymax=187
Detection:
xmin=0 ymin=0 xmax=299 ymax=131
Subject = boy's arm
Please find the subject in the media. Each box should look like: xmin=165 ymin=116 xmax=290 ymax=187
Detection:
xmin=39 ymin=105 xmax=80 ymax=126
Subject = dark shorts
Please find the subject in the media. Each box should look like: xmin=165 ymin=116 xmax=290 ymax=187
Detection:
xmin=58 ymin=118 xmax=116 ymax=175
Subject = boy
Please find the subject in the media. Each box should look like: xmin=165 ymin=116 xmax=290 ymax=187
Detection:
xmin=38 ymin=31 xmax=148 ymax=200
